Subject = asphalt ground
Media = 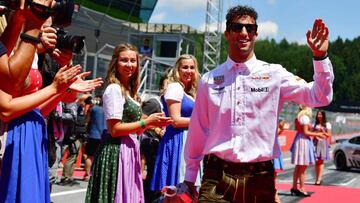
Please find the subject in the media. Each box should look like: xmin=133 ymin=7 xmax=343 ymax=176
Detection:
xmin=51 ymin=150 xmax=360 ymax=203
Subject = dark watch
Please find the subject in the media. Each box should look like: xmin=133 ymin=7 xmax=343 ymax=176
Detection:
xmin=20 ymin=33 xmax=42 ymax=44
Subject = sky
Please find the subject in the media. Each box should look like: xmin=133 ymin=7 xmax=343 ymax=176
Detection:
xmin=149 ymin=0 xmax=360 ymax=44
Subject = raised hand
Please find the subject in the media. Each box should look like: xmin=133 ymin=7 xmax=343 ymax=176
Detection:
xmin=69 ymin=72 xmax=103 ymax=93
xmin=51 ymin=64 xmax=81 ymax=92
xmin=20 ymin=0 xmax=55 ymax=30
xmin=20 ymin=0 xmax=54 ymax=9
xmin=306 ymin=19 xmax=329 ymax=58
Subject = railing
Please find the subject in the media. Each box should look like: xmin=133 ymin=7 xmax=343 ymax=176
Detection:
xmin=139 ymin=57 xmax=173 ymax=100
xmin=280 ymin=102 xmax=360 ymax=137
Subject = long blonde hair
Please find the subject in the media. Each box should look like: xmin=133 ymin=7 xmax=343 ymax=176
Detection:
xmin=105 ymin=43 xmax=140 ymax=100
xmin=167 ymin=54 xmax=200 ymax=98
xmin=297 ymin=105 xmax=312 ymax=120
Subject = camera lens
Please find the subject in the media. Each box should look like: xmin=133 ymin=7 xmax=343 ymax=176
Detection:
xmin=71 ymin=36 xmax=85 ymax=54
xmin=55 ymin=28 xmax=85 ymax=54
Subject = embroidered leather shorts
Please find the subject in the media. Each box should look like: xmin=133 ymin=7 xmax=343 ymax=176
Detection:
xmin=198 ymin=155 xmax=276 ymax=203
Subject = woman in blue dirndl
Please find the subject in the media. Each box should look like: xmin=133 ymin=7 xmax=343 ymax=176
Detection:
xmin=151 ymin=54 xmax=201 ymax=191
xmin=0 ymin=57 xmax=100 ymax=202
xmin=1 ymin=109 xmax=50 ymax=202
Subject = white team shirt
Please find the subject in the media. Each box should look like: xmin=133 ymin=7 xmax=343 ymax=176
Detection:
xmin=184 ymin=54 xmax=334 ymax=182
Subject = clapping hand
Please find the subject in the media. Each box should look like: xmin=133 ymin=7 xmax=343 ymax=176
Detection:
xmin=306 ymin=19 xmax=329 ymax=58
xmin=52 ymin=64 xmax=81 ymax=92
xmin=69 ymin=71 xmax=103 ymax=93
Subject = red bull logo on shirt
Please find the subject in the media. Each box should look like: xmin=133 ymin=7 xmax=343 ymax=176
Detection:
xmin=214 ymin=75 xmax=224 ymax=85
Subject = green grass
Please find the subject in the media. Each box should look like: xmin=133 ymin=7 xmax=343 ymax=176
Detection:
xmin=76 ymin=0 xmax=143 ymax=23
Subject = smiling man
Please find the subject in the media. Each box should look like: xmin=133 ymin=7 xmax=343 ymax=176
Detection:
xmin=184 ymin=5 xmax=334 ymax=203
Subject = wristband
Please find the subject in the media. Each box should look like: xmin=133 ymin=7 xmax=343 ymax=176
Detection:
xmin=313 ymin=53 xmax=328 ymax=61
xmin=140 ymin=120 xmax=146 ymax=129
xmin=20 ymin=32 xmax=42 ymax=44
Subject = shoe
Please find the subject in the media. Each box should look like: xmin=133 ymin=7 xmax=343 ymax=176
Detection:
xmin=83 ymin=175 xmax=90 ymax=182
xmin=290 ymin=188 xmax=298 ymax=196
xmin=290 ymin=188 xmax=311 ymax=197
xmin=57 ymin=179 xmax=80 ymax=186
xmin=315 ymin=180 xmax=322 ymax=185
xmin=57 ymin=179 xmax=72 ymax=186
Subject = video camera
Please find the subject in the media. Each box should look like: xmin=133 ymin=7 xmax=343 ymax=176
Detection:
xmin=0 ymin=0 xmax=74 ymax=27
xmin=53 ymin=27 xmax=85 ymax=54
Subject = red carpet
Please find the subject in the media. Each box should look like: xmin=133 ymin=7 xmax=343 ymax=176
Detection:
xmin=57 ymin=170 xmax=360 ymax=202
xmin=277 ymin=183 xmax=360 ymax=203
xmin=57 ymin=168 xmax=86 ymax=180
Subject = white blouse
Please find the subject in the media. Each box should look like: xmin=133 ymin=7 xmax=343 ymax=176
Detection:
xmin=164 ymin=82 xmax=184 ymax=102
xmin=102 ymin=84 xmax=125 ymax=120
xmin=299 ymin=115 xmax=311 ymax=125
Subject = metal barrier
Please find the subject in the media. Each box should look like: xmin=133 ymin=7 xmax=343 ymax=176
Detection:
xmin=139 ymin=57 xmax=172 ymax=100
xmin=280 ymin=102 xmax=360 ymax=139
xmin=73 ymin=44 xmax=360 ymax=138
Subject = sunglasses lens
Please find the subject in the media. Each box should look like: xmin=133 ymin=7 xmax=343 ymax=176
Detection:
xmin=246 ymin=24 xmax=258 ymax=34
xmin=230 ymin=23 xmax=257 ymax=34
xmin=231 ymin=23 xmax=244 ymax=32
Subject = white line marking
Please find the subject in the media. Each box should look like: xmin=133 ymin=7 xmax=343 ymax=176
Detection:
xmin=278 ymin=180 xmax=317 ymax=184
xmin=283 ymin=157 xmax=291 ymax=161
xmin=50 ymin=189 xmax=87 ymax=197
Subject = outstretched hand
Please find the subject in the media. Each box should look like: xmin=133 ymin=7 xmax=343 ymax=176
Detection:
xmin=145 ymin=112 xmax=173 ymax=129
xmin=52 ymin=64 xmax=81 ymax=92
xmin=306 ymin=19 xmax=329 ymax=58
xmin=69 ymin=72 xmax=103 ymax=93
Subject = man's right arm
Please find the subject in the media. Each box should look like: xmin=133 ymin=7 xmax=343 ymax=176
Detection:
xmin=184 ymin=76 xmax=210 ymax=184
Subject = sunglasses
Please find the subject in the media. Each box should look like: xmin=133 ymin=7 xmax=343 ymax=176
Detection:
xmin=228 ymin=23 xmax=258 ymax=34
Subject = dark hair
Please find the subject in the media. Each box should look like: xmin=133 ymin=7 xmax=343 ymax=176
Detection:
xmin=84 ymin=96 xmax=93 ymax=105
xmin=226 ymin=5 xmax=258 ymax=31
xmin=314 ymin=110 xmax=327 ymax=127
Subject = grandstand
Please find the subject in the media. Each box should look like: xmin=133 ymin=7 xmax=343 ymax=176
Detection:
xmin=67 ymin=4 xmax=197 ymax=97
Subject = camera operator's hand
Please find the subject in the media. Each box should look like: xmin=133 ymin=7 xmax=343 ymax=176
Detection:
xmin=51 ymin=64 xmax=81 ymax=93
xmin=20 ymin=0 xmax=55 ymax=31
xmin=50 ymin=48 xmax=73 ymax=67
xmin=39 ymin=26 xmax=57 ymax=51
xmin=20 ymin=0 xmax=55 ymax=9
xmin=69 ymin=72 xmax=103 ymax=93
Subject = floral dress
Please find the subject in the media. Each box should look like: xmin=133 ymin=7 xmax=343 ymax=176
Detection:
xmin=290 ymin=115 xmax=316 ymax=165
xmin=86 ymin=84 xmax=143 ymax=203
